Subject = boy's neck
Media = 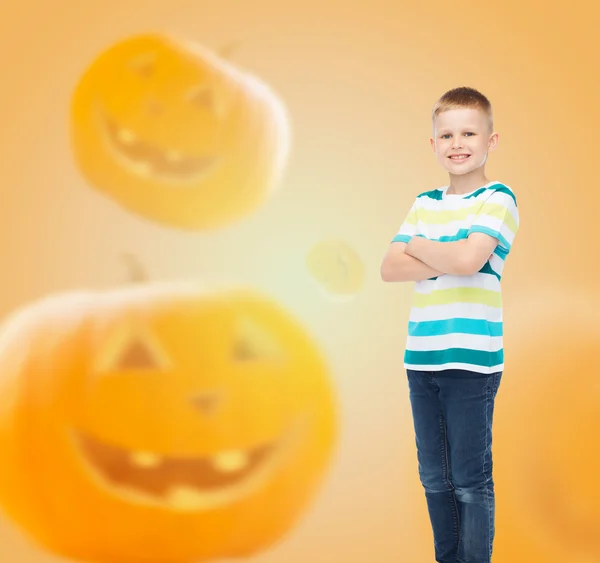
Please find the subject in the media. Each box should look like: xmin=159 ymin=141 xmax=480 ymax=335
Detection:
xmin=446 ymin=172 xmax=490 ymax=195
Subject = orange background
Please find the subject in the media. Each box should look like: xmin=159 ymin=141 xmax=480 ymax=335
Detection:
xmin=0 ymin=0 xmax=598 ymax=561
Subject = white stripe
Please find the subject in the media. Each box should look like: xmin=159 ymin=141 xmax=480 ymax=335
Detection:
xmin=499 ymin=222 xmax=517 ymax=246
xmin=489 ymin=254 xmax=504 ymax=273
xmin=477 ymin=194 xmax=519 ymax=229
xmin=416 ymin=218 xmax=478 ymax=239
xmin=416 ymin=272 xmax=501 ymax=292
xmin=404 ymin=362 xmax=504 ymax=374
xmin=406 ymin=334 xmax=504 ymax=352
xmin=470 ymin=214 xmax=515 ymax=237
xmin=396 ymin=226 xmax=415 ymax=238
xmin=416 ymin=190 xmax=491 ymax=211
xmin=485 ymin=190 xmax=519 ymax=214
xmin=409 ymin=302 xmax=503 ymax=322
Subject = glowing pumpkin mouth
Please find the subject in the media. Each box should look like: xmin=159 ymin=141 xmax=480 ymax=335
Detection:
xmin=72 ymin=421 xmax=305 ymax=511
xmin=98 ymin=109 xmax=221 ymax=183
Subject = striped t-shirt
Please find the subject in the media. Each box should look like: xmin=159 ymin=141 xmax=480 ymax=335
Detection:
xmin=392 ymin=181 xmax=519 ymax=375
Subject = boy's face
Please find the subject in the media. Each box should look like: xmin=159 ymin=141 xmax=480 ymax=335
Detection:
xmin=430 ymin=107 xmax=498 ymax=177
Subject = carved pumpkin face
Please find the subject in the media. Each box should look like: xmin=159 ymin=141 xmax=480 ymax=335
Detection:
xmin=306 ymin=239 xmax=365 ymax=300
xmin=0 ymin=283 xmax=336 ymax=562
xmin=70 ymin=34 xmax=290 ymax=230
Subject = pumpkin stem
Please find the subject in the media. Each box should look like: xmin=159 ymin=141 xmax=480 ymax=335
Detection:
xmin=122 ymin=253 xmax=147 ymax=283
xmin=218 ymin=41 xmax=239 ymax=59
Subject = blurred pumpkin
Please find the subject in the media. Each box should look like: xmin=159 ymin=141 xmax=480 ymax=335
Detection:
xmin=306 ymin=239 xmax=365 ymax=301
xmin=70 ymin=33 xmax=290 ymax=230
xmin=492 ymin=290 xmax=600 ymax=562
xmin=402 ymin=289 xmax=600 ymax=563
xmin=0 ymin=282 xmax=337 ymax=562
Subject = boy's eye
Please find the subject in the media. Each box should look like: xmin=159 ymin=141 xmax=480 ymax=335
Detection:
xmin=440 ymin=132 xmax=475 ymax=139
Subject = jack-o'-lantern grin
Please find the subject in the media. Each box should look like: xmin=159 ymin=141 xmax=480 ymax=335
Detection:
xmin=72 ymin=419 xmax=305 ymax=512
xmin=100 ymin=111 xmax=221 ymax=183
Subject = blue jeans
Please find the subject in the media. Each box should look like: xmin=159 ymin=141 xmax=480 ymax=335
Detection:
xmin=406 ymin=369 xmax=502 ymax=563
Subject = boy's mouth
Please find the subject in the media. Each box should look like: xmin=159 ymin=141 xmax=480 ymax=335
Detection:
xmin=448 ymin=154 xmax=471 ymax=162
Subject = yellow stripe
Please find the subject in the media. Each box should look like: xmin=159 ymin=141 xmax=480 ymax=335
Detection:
xmin=404 ymin=208 xmax=418 ymax=226
xmin=413 ymin=287 xmax=502 ymax=308
xmin=479 ymin=203 xmax=518 ymax=234
xmin=418 ymin=203 xmax=517 ymax=234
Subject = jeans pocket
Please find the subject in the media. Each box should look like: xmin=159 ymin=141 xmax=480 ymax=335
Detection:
xmin=492 ymin=372 xmax=502 ymax=397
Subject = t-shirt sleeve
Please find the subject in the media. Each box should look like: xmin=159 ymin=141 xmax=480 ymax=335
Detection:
xmin=391 ymin=200 xmax=419 ymax=243
xmin=467 ymin=190 xmax=519 ymax=252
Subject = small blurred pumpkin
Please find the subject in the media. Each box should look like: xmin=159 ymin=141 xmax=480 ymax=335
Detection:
xmin=70 ymin=33 xmax=290 ymax=230
xmin=0 ymin=281 xmax=337 ymax=563
xmin=305 ymin=239 xmax=365 ymax=300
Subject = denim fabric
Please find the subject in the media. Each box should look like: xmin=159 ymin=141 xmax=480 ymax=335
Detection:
xmin=406 ymin=369 xmax=502 ymax=563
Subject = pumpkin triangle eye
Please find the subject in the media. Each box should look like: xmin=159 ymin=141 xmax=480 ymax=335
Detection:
xmin=94 ymin=323 xmax=169 ymax=376
xmin=115 ymin=337 xmax=160 ymax=370
xmin=186 ymin=85 xmax=215 ymax=110
xmin=233 ymin=317 xmax=282 ymax=362
xmin=129 ymin=52 xmax=157 ymax=77
xmin=233 ymin=339 xmax=259 ymax=362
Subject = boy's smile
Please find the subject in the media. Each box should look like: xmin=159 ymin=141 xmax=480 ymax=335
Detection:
xmin=430 ymin=107 xmax=498 ymax=183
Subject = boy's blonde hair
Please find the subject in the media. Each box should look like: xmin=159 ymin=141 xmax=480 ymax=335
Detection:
xmin=432 ymin=87 xmax=494 ymax=131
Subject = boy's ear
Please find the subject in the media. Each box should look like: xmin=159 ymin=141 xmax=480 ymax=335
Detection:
xmin=488 ymin=132 xmax=500 ymax=151
xmin=429 ymin=137 xmax=435 ymax=152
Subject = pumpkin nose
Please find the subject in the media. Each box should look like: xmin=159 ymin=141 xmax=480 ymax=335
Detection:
xmin=191 ymin=392 xmax=222 ymax=415
xmin=145 ymin=97 xmax=165 ymax=116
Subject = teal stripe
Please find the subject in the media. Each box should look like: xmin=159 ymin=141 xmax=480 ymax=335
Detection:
xmin=416 ymin=229 xmax=508 ymax=251
xmin=477 ymin=262 xmax=501 ymax=281
xmin=415 ymin=183 xmax=516 ymax=205
xmin=415 ymin=184 xmax=516 ymax=205
xmin=468 ymin=225 xmax=511 ymax=251
xmin=491 ymin=185 xmax=518 ymax=205
xmin=417 ymin=188 xmax=444 ymax=200
xmin=436 ymin=230 xmax=464 ymax=242
xmin=408 ymin=319 xmax=503 ymax=337
xmin=492 ymin=244 xmax=508 ymax=259
xmin=463 ymin=184 xmax=517 ymax=205
xmin=437 ymin=229 xmax=468 ymax=242
xmin=392 ymin=234 xmax=411 ymax=243
xmin=405 ymin=348 xmax=504 ymax=368
xmin=463 ymin=186 xmax=492 ymax=199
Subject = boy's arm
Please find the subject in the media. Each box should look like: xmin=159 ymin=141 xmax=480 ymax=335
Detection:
xmin=405 ymin=234 xmax=497 ymax=276
xmin=380 ymin=242 xmax=445 ymax=282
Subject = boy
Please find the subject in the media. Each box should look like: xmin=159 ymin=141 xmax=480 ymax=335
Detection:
xmin=380 ymin=87 xmax=519 ymax=563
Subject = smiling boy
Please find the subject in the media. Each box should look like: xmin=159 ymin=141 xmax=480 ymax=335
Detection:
xmin=380 ymin=87 xmax=519 ymax=563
